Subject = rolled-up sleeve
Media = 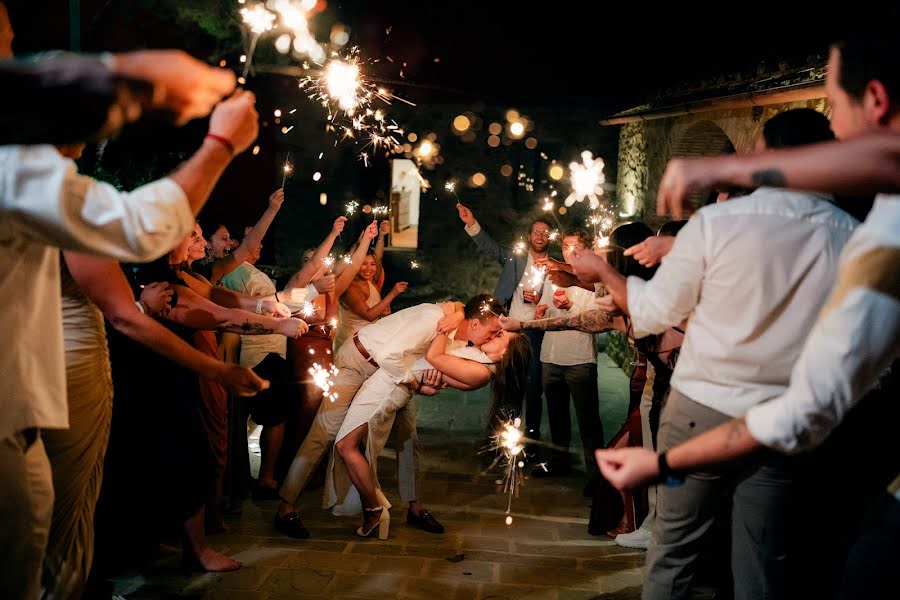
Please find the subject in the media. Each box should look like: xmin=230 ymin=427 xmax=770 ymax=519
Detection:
xmin=746 ymin=288 xmax=900 ymax=453
xmin=1 ymin=145 xmax=192 ymax=262
xmin=628 ymin=216 xmax=706 ymax=339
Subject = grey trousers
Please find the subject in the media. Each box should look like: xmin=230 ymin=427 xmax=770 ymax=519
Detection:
xmin=644 ymin=389 xmax=793 ymax=600
xmin=543 ymin=361 xmax=603 ymax=477
xmin=0 ymin=431 xmax=54 ymax=600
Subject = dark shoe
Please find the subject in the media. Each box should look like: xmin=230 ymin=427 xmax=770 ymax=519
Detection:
xmin=530 ymin=462 xmax=570 ymax=478
xmin=407 ymin=509 xmax=444 ymax=534
xmin=274 ymin=511 xmax=310 ymax=539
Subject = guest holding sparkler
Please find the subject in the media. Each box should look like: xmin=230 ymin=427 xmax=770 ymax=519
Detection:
xmin=196 ymin=187 xmax=285 ymax=285
xmin=457 ymin=203 xmax=551 ymax=443
xmin=335 ymin=233 xmax=408 ymax=350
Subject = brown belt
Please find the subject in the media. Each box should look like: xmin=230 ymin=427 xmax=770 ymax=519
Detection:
xmin=353 ymin=335 xmax=379 ymax=368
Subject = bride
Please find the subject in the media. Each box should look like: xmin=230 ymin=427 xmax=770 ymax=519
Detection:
xmin=325 ymin=328 xmax=531 ymax=538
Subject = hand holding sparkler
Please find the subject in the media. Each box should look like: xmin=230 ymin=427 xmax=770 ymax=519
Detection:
xmin=379 ymin=220 xmax=391 ymax=237
xmin=110 ymin=50 xmax=236 ymax=125
xmin=361 ymin=220 xmax=378 ymax=241
xmin=277 ymin=317 xmax=310 ymax=338
xmin=498 ymin=315 xmax=522 ymax=332
xmin=268 ymin=188 xmax=285 ymax=210
xmin=312 ymin=272 xmax=336 ymax=294
xmin=455 ymin=202 xmax=476 ymax=227
xmin=207 ymin=89 xmax=259 ymax=155
xmin=330 ymin=216 xmax=348 ymax=238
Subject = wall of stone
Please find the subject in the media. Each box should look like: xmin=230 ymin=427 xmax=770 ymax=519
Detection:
xmin=615 ymin=97 xmax=830 ymax=230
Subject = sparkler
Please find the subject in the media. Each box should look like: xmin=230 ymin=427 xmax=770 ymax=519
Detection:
xmin=322 ymin=256 xmax=335 ymax=269
xmin=444 ymin=180 xmax=460 ymax=204
xmin=526 ymin=265 xmax=546 ymax=292
xmin=298 ymin=48 xmax=412 ymax=161
xmin=342 ymin=254 xmax=353 ymax=265
xmin=486 ymin=417 xmax=528 ymax=525
xmin=301 ymin=301 xmax=316 ymax=318
xmin=513 ymin=239 xmax=527 ymax=255
xmin=565 ymin=151 xmax=606 ymax=209
xmin=409 ymin=260 xmax=420 ymax=270
xmin=239 ymin=3 xmax=276 ymax=79
xmin=345 ymin=200 xmax=360 ymax=216
xmin=281 ymin=154 xmax=293 ymax=187
xmin=308 ymin=362 xmax=340 ymax=402
xmin=479 ymin=300 xmax=501 ymax=317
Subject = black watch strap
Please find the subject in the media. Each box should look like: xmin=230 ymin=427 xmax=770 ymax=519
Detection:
xmin=658 ymin=452 xmax=685 ymax=487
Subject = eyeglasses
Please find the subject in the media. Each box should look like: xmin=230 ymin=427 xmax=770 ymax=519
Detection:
xmin=532 ymin=230 xmax=551 ymax=238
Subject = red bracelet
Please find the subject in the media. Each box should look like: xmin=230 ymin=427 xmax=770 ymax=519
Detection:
xmin=205 ymin=133 xmax=235 ymax=155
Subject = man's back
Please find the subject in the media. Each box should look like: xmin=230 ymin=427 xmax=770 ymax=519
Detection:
xmin=631 ymin=187 xmax=858 ymax=416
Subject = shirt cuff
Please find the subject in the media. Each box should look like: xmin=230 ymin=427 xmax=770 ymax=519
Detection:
xmin=625 ymin=276 xmax=653 ymax=339
xmin=745 ymin=398 xmax=797 ymax=454
xmin=464 ymin=221 xmax=481 ymax=237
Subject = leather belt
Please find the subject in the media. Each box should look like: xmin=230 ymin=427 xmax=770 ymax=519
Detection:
xmin=353 ymin=335 xmax=379 ymax=368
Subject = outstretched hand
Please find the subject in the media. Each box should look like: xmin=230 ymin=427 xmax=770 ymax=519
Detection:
xmin=595 ymin=447 xmax=660 ymax=491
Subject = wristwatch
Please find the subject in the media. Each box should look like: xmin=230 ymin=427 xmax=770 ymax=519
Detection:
xmin=657 ymin=452 xmax=685 ymax=487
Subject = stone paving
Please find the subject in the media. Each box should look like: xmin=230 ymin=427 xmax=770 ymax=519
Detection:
xmin=113 ymin=355 xmax=647 ymax=599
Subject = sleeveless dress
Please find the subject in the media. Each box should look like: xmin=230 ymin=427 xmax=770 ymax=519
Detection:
xmin=41 ymin=261 xmax=113 ymax=598
xmin=334 ymin=280 xmax=380 ymax=351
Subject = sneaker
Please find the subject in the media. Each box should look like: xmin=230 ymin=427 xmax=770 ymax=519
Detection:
xmin=614 ymin=527 xmax=651 ymax=550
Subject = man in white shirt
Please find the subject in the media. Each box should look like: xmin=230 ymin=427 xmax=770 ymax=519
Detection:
xmin=456 ymin=204 xmax=551 ymax=440
xmin=594 ymin=32 xmax=899 ymax=599
xmin=0 ymin=89 xmax=258 ymax=600
xmin=568 ymin=109 xmax=859 ymax=599
xmin=532 ymin=228 xmax=604 ymax=488
xmin=275 ymin=294 xmax=504 ymax=539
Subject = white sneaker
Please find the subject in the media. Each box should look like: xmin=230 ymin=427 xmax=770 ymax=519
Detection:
xmin=615 ymin=527 xmax=651 ymax=550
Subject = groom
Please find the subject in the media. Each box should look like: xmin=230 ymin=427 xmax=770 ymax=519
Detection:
xmin=275 ymin=293 xmax=505 ymax=538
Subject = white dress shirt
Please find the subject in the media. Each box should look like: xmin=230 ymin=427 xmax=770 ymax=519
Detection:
xmin=356 ymin=303 xmax=444 ymax=384
xmin=539 ymin=283 xmax=598 ymax=366
xmin=746 ymin=195 xmax=900 ymax=454
xmin=626 ymin=188 xmax=858 ymax=417
xmin=219 ymin=261 xmax=288 ymax=369
xmin=509 ymin=252 xmax=543 ymax=321
xmin=0 ymin=145 xmax=193 ymax=440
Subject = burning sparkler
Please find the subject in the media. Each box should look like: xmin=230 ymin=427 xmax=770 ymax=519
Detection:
xmin=281 ymin=156 xmax=293 ymax=187
xmin=345 ymin=200 xmax=360 ymax=216
xmin=444 ymin=180 xmax=461 ymax=204
xmin=409 ymin=260 xmax=420 ymax=270
xmin=486 ymin=417 xmax=528 ymax=525
xmin=322 ymin=256 xmax=335 ymax=269
xmin=298 ymin=48 xmax=412 ymax=161
xmin=308 ymin=362 xmax=340 ymax=402
xmin=513 ymin=238 xmax=527 ymax=255
xmin=565 ymin=151 xmax=606 ymax=209
xmin=301 ymin=301 xmax=316 ymax=318
xmin=239 ymin=3 xmax=276 ymax=79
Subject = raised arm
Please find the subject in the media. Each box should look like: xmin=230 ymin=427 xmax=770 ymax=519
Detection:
xmin=209 ymin=188 xmax=284 ymax=283
xmin=333 ymin=221 xmax=379 ymax=296
xmin=285 ymin=216 xmax=347 ymax=291
xmin=456 ymin=203 xmax=514 ymax=265
xmin=374 ymin=220 xmax=390 ymax=282
xmin=0 ymin=91 xmax=257 ymax=262
xmin=62 ymin=252 xmax=267 ymax=396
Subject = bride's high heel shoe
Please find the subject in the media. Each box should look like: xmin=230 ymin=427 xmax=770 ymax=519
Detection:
xmin=356 ymin=506 xmax=390 ymax=540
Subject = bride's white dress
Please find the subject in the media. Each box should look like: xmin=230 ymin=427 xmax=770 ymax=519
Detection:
xmin=324 ymin=346 xmax=495 ymax=515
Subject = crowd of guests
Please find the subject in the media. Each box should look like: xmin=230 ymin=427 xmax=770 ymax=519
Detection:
xmin=1 ymin=2 xmax=897 ymax=598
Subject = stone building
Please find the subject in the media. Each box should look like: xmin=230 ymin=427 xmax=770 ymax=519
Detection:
xmin=606 ymin=60 xmax=829 ymax=229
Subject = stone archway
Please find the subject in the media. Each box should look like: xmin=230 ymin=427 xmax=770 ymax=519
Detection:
xmin=669 ymin=121 xmax=736 ymax=209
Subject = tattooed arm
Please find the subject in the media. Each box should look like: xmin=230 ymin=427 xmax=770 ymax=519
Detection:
xmin=521 ymin=307 xmax=615 ymax=334
xmin=657 ymin=132 xmax=900 ymax=218
xmin=166 ymin=283 xmax=308 ymax=337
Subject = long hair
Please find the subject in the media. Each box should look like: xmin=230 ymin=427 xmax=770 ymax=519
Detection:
xmin=489 ymin=333 xmax=532 ymax=412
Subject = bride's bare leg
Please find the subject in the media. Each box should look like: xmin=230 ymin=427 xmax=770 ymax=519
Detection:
xmin=335 ymin=423 xmax=381 ymax=529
